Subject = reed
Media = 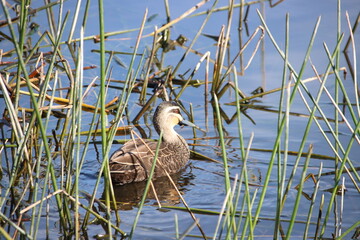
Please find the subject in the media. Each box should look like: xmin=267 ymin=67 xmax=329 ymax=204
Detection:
xmin=274 ymin=13 xmax=289 ymax=239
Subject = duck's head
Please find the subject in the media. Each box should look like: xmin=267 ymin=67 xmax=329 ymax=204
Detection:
xmin=153 ymin=101 xmax=195 ymax=143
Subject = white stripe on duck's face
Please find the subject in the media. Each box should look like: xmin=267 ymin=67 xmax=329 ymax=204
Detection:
xmin=166 ymin=106 xmax=184 ymax=126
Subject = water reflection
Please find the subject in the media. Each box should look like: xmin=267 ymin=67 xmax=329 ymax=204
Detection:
xmin=102 ymin=168 xmax=194 ymax=211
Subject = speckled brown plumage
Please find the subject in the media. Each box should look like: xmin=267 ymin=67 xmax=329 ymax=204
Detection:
xmin=109 ymin=101 xmax=191 ymax=185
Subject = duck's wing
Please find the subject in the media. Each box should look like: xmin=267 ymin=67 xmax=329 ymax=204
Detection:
xmin=109 ymin=139 xmax=158 ymax=184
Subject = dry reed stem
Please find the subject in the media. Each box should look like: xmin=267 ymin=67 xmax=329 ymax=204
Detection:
xmin=143 ymin=0 xmax=210 ymax=38
xmin=19 ymin=189 xmax=64 ymax=215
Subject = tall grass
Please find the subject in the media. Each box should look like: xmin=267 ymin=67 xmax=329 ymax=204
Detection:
xmin=0 ymin=0 xmax=359 ymax=239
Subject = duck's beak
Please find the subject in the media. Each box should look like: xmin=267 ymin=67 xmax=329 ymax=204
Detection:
xmin=179 ymin=119 xmax=206 ymax=133
xmin=179 ymin=119 xmax=196 ymax=127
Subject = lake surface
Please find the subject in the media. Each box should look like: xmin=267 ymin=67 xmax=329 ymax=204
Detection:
xmin=1 ymin=0 xmax=359 ymax=239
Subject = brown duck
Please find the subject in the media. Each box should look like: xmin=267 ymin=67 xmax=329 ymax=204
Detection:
xmin=109 ymin=101 xmax=195 ymax=185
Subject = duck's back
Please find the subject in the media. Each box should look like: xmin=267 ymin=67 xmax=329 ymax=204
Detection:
xmin=109 ymin=138 xmax=189 ymax=184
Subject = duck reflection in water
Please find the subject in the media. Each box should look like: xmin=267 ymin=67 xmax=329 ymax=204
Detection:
xmin=105 ymin=170 xmax=194 ymax=210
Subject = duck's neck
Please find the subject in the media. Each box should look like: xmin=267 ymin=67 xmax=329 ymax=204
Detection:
xmin=161 ymin=127 xmax=186 ymax=146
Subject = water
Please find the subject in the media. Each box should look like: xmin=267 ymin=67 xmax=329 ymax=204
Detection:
xmin=1 ymin=0 xmax=359 ymax=239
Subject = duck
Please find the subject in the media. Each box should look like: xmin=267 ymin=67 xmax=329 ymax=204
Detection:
xmin=109 ymin=101 xmax=195 ymax=185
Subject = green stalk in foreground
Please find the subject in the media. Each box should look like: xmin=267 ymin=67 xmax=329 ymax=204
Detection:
xmin=253 ymin=10 xmax=320 ymax=227
xmin=97 ymin=0 xmax=114 ymax=238
xmin=285 ymin=145 xmax=312 ymax=239
xmin=0 ymin=2 xmax=71 ymax=235
xmin=213 ymin=94 xmax=231 ymax=192
xmin=233 ymin=66 xmax=254 ymax=238
xmin=129 ymin=131 xmax=163 ymax=239
xmin=274 ymin=13 xmax=289 ymax=240
xmin=81 ymin=10 xmax=147 ymax=233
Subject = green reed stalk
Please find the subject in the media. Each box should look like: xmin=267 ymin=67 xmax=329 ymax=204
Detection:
xmin=98 ymin=0 xmax=107 ymax=156
xmin=284 ymin=37 xmax=360 ymax=193
xmin=226 ymin=177 xmax=241 ymax=240
xmin=345 ymin=12 xmax=359 ymax=115
xmin=14 ymin=0 xmax=28 ymax=110
xmin=233 ymin=169 xmax=246 ymax=238
xmin=312 ymin=43 xmax=360 ymax=185
xmin=238 ymin=0 xmax=245 ymax=74
xmin=0 ymin=76 xmax=25 ymax=171
xmin=81 ymin=10 xmax=147 ymax=232
xmin=35 ymin=13 xmax=75 ymax=235
xmin=164 ymin=0 xmax=171 ymax=22
xmin=235 ymin=135 xmax=254 ymax=239
xmin=213 ymin=94 xmax=234 ymax=238
xmin=216 ymin=0 xmax=234 ymax=92
xmin=33 ymin=75 xmax=69 ymax=236
xmin=212 ymin=27 xmax=225 ymax=93
xmin=0 ymin=4 xmax=71 ymax=235
xmin=280 ymin=40 xmax=344 ymax=212
xmin=30 ymin=72 xmax=59 ymax=236
xmin=67 ymin=0 xmax=82 ymax=42
xmin=56 ymin=0 xmax=64 ymax=37
xmin=73 ymin=26 xmax=85 ymax=239
xmin=233 ymin=67 xmax=254 ymax=238
xmin=129 ymin=131 xmax=163 ymax=239
xmin=239 ymin=135 xmax=256 ymax=240
xmin=104 ymin=11 xmax=148 ymax=220
xmin=140 ymin=25 xmax=157 ymax=103
xmin=0 ymin=211 xmax=32 ymax=239
xmin=213 ymin=94 xmax=231 ymax=192
xmin=324 ymin=58 xmax=359 ymax=128
xmin=38 ymin=30 xmax=71 ymax=148
xmin=313 ymin=194 xmax=324 ymax=238
xmin=296 ymin=70 xmax=360 ymax=189
xmin=64 ymin=61 xmax=76 ymax=193
xmin=334 ymin=0 xmax=341 ymax=185
xmin=82 ymin=0 xmax=91 ymax=28
xmin=117 ymin=10 xmax=147 ymax=116
xmin=337 ymin=220 xmax=360 ymax=239
xmin=285 ymin=145 xmax=312 ymax=239
xmin=213 ymin=186 xmax=232 ymax=239
xmin=253 ymin=10 xmax=320 ymax=227
xmin=60 ymin=190 xmax=125 ymax=234
xmin=174 ymin=214 xmax=179 ymax=239
xmin=303 ymin=162 xmax=323 ymax=239
xmin=230 ymin=175 xmax=245 ymax=240
xmin=259 ymin=9 xmax=360 ymax=214
xmin=320 ymin=107 xmax=360 ymax=238
xmin=274 ymin=13 xmax=289 ymax=239
xmin=79 ymin=90 xmax=123 ymax=231
xmin=96 ymin=0 xmax=114 ymax=237
xmin=77 ymin=84 xmax=101 ymax=175
xmin=324 ymin=42 xmax=360 ymax=133
xmin=5 ymin=0 xmax=30 ymax=179
xmin=44 ymin=0 xmax=56 ymax=37
xmin=241 ymin=187 xmax=258 ymax=240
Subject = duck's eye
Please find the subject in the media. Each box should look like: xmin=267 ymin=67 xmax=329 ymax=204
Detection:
xmin=170 ymin=108 xmax=180 ymax=114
